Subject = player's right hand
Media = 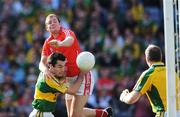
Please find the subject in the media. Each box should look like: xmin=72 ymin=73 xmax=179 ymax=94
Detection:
xmin=48 ymin=40 xmax=60 ymax=48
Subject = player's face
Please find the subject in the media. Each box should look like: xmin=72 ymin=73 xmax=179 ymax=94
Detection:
xmin=45 ymin=16 xmax=61 ymax=33
xmin=51 ymin=60 xmax=66 ymax=78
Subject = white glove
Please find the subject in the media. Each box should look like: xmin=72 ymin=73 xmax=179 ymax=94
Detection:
xmin=120 ymin=89 xmax=129 ymax=102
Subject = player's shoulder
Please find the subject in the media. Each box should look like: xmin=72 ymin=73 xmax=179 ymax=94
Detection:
xmin=45 ymin=35 xmax=53 ymax=42
xmin=140 ymin=67 xmax=155 ymax=78
xmin=61 ymin=27 xmax=75 ymax=34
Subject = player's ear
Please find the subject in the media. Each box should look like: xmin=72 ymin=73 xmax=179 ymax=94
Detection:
xmin=47 ymin=63 xmax=53 ymax=69
xmin=49 ymin=64 xmax=53 ymax=68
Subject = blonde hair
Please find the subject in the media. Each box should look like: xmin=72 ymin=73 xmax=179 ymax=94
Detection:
xmin=45 ymin=14 xmax=60 ymax=25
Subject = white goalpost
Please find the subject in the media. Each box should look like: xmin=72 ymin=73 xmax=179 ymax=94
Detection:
xmin=163 ymin=0 xmax=177 ymax=117
xmin=163 ymin=0 xmax=180 ymax=116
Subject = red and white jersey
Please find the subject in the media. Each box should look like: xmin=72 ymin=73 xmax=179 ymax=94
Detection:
xmin=42 ymin=28 xmax=81 ymax=77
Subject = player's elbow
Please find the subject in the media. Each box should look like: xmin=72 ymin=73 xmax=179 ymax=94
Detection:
xmin=66 ymin=36 xmax=74 ymax=46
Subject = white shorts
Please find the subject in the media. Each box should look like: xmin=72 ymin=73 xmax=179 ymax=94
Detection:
xmin=65 ymin=71 xmax=94 ymax=100
xmin=29 ymin=109 xmax=54 ymax=117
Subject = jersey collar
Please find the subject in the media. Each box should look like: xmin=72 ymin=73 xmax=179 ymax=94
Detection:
xmin=151 ymin=62 xmax=165 ymax=67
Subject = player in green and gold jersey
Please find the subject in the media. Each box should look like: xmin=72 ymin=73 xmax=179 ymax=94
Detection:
xmin=29 ymin=52 xmax=84 ymax=117
xmin=120 ymin=44 xmax=180 ymax=117
xmin=29 ymin=52 xmax=113 ymax=117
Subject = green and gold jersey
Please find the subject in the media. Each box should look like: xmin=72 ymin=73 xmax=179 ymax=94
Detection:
xmin=133 ymin=62 xmax=167 ymax=113
xmin=32 ymin=72 xmax=68 ymax=112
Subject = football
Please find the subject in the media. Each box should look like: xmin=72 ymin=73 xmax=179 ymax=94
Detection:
xmin=76 ymin=51 xmax=95 ymax=71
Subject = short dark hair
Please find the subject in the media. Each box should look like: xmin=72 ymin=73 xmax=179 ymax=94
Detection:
xmin=47 ymin=52 xmax=66 ymax=67
xmin=145 ymin=45 xmax=162 ymax=62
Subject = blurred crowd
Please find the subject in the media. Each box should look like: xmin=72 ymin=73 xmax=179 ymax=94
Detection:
xmin=0 ymin=0 xmax=164 ymax=117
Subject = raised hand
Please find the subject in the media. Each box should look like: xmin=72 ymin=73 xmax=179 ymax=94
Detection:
xmin=48 ymin=40 xmax=61 ymax=48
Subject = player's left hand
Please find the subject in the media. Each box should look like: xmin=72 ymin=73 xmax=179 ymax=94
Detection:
xmin=120 ymin=89 xmax=129 ymax=102
xmin=49 ymin=40 xmax=61 ymax=48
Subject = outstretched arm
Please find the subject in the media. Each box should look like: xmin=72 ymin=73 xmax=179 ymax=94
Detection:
xmin=44 ymin=71 xmax=84 ymax=95
xmin=120 ymin=89 xmax=141 ymax=104
xmin=48 ymin=36 xmax=74 ymax=47
xmin=65 ymin=72 xmax=85 ymax=95
xmin=44 ymin=75 xmax=83 ymax=95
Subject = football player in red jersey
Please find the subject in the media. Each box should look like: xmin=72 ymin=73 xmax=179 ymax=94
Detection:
xmin=39 ymin=14 xmax=112 ymax=117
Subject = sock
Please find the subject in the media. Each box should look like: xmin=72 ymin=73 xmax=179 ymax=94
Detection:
xmin=95 ymin=109 xmax=108 ymax=117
